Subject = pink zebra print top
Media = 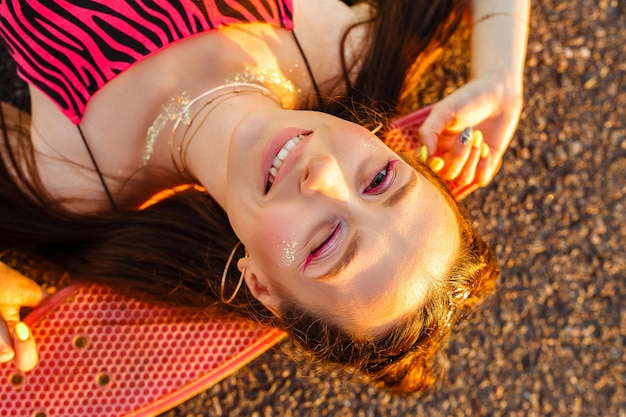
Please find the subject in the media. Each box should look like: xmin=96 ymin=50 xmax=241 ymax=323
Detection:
xmin=0 ymin=0 xmax=294 ymax=123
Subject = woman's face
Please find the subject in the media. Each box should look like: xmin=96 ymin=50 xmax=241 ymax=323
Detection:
xmin=222 ymin=109 xmax=460 ymax=337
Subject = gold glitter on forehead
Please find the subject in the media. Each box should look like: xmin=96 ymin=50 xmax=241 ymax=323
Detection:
xmin=225 ymin=66 xmax=300 ymax=109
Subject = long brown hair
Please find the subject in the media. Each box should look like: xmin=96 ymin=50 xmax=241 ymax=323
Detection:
xmin=329 ymin=0 xmax=466 ymax=122
xmin=0 ymin=0 xmax=488 ymax=393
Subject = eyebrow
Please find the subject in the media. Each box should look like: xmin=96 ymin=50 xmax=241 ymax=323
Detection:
xmin=314 ymin=232 xmax=362 ymax=281
xmin=383 ymin=171 xmax=417 ymax=207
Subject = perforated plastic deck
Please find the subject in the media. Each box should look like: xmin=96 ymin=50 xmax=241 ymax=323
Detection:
xmin=0 ymin=284 xmax=286 ymax=417
xmin=386 ymin=105 xmax=432 ymax=152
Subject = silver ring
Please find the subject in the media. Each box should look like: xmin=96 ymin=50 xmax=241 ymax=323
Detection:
xmin=460 ymin=127 xmax=473 ymax=146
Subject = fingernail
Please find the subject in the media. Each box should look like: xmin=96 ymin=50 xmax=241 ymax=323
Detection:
xmin=460 ymin=127 xmax=472 ymax=146
xmin=0 ymin=349 xmax=15 ymax=362
xmin=418 ymin=145 xmax=428 ymax=162
xmin=428 ymin=157 xmax=445 ymax=173
xmin=15 ymin=322 xmax=30 ymax=342
xmin=480 ymin=143 xmax=490 ymax=158
xmin=472 ymin=130 xmax=483 ymax=148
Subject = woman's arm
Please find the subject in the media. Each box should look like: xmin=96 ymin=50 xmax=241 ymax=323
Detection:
xmin=470 ymin=0 xmax=529 ymax=90
xmin=419 ymin=0 xmax=531 ymax=198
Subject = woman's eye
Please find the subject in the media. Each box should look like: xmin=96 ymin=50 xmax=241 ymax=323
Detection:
xmin=304 ymin=222 xmax=341 ymax=271
xmin=364 ymin=159 xmax=398 ymax=195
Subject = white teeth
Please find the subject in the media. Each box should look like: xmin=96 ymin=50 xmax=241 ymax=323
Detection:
xmin=267 ymin=135 xmax=305 ymax=188
xmin=284 ymin=138 xmax=298 ymax=151
xmin=277 ymin=147 xmax=290 ymax=160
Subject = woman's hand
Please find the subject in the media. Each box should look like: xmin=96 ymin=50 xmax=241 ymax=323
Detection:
xmin=0 ymin=262 xmax=46 ymax=372
xmin=418 ymin=76 xmax=523 ymax=199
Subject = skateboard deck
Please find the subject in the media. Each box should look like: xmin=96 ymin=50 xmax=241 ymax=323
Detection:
xmin=0 ymin=284 xmax=286 ymax=417
xmin=1 ymin=106 xmax=437 ymax=417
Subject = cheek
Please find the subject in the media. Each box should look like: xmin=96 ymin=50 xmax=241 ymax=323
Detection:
xmin=248 ymin=211 xmax=304 ymax=271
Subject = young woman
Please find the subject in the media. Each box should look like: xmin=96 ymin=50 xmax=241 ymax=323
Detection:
xmin=0 ymin=0 xmax=528 ymax=392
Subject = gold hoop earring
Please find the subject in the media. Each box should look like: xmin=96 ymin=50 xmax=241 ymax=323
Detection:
xmin=221 ymin=241 xmax=246 ymax=304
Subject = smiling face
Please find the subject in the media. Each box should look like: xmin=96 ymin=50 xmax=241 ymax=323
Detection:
xmin=221 ymin=108 xmax=460 ymax=337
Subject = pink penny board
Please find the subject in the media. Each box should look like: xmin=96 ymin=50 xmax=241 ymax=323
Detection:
xmin=386 ymin=104 xmax=433 ymax=153
xmin=0 ymin=284 xmax=286 ymax=417
xmin=1 ymin=106 xmax=439 ymax=417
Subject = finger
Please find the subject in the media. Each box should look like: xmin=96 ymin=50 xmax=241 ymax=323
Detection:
xmin=0 ymin=263 xmax=47 ymax=307
xmin=418 ymin=103 xmax=459 ymax=155
xmin=0 ymin=299 xmax=22 ymax=360
xmin=441 ymin=129 xmax=477 ymax=181
xmin=455 ymin=137 xmax=484 ymax=187
xmin=428 ymin=157 xmax=445 ymax=174
xmin=475 ymin=150 xmax=492 ymax=185
xmin=417 ymin=145 xmax=428 ymax=163
xmin=0 ymin=318 xmax=15 ymax=364
xmin=475 ymin=144 xmax=504 ymax=186
xmin=451 ymin=183 xmax=480 ymax=200
xmin=13 ymin=322 xmax=38 ymax=372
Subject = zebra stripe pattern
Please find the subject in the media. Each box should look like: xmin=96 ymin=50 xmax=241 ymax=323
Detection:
xmin=0 ymin=0 xmax=294 ymax=123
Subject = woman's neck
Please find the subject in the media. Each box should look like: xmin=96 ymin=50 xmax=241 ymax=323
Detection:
xmin=179 ymin=88 xmax=284 ymax=207
xmin=27 ymin=1 xmax=369 ymax=212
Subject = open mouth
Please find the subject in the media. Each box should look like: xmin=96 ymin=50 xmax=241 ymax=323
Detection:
xmin=266 ymin=133 xmax=310 ymax=192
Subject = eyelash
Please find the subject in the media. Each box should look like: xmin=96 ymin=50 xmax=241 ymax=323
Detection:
xmin=364 ymin=159 xmax=398 ymax=195
xmin=304 ymin=222 xmax=341 ymax=271
xmin=303 ymin=159 xmax=399 ymax=270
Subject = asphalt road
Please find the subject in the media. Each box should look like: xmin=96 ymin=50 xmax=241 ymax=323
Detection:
xmin=1 ymin=0 xmax=623 ymax=416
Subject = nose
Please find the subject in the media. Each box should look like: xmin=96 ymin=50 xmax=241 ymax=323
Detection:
xmin=301 ymin=156 xmax=349 ymax=201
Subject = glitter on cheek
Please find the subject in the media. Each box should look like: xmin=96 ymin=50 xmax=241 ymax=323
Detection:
xmin=280 ymin=237 xmax=299 ymax=267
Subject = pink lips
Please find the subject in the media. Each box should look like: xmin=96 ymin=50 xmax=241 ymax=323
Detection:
xmin=262 ymin=128 xmax=312 ymax=193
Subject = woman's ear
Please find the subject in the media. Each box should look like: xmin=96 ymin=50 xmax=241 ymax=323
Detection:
xmin=237 ymin=257 xmax=281 ymax=317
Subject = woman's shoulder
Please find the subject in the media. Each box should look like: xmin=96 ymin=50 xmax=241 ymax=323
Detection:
xmin=292 ymin=0 xmax=372 ymax=91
